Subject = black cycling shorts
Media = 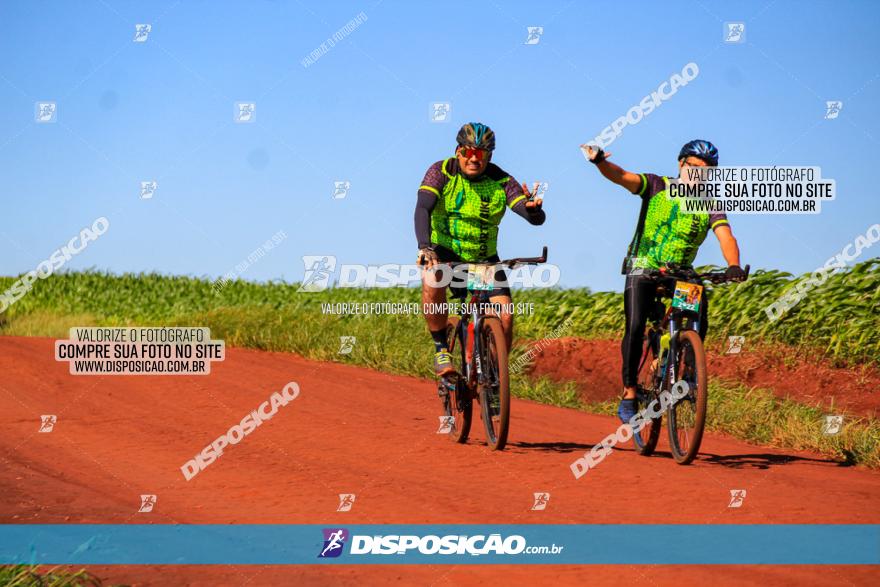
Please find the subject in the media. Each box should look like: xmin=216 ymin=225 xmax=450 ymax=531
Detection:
xmin=431 ymin=245 xmax=512 ymax=300
xmin=621 ymin=272 xmax=709 ymax=387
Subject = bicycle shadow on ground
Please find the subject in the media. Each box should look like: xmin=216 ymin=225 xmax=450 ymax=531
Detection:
xmin=695 ymin=451 xmax=846 ymax=470
xmin=599 ymin=445 xmax=844 ymax=470
xmin=508 ymin=441 xmax=596 ymax=454
xmin=507 ymin=442 xmax=847 ymax=469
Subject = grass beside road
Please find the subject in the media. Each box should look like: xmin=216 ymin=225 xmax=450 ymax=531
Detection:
xmin=585 ymin=381 xmax=880 ymax=468
xmin=0 ymin=265 xmax=878 ymax=467
xmin=0 ymin=565 xmax=106 ymax=586
xmin=2 ymin=259 xmax=878 ymax=366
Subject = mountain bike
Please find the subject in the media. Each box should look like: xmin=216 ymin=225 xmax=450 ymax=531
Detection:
xmin=633 ymin=263 xmax=750 ymax=464
xmin=435 ymin=247 xmax=548 ymax=451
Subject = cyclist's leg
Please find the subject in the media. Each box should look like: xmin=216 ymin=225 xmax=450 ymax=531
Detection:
xmin=422 ymin=246 xmax=456 ymax=375
xmin=488 ymin=294 xmax=513 ymax=349
xmin=621 ymin=274 xmax=655 ymax=399
xmin=421 ymin=262 xmax=448 ymax=338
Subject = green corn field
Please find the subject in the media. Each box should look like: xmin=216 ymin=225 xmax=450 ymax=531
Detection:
xmin=2 ymin=258 xmax=876 ymax=367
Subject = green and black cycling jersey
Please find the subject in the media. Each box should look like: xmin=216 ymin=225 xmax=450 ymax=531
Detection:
xmin=625 ymin=173 xmax=729 ymax=271
xmin=414 ymin=158 xmax=545 ymax=262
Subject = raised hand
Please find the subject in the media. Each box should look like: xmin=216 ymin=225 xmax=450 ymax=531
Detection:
xmin=522 ymin=182 xmax=543 ymax=211
xmin=580 ymin=144 xmax=610 ymax=164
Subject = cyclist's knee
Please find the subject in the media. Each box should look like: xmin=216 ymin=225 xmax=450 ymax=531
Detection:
xmin=421 ymin=266 xmax=449 ymax=292
xmin=490 ymin=298 xmax=513 ymax=332
xmin=422 ymin=278 xmax=446 ymax=301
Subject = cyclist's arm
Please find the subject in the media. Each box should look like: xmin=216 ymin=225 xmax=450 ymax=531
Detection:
xmin=713 ymin=222 xmax=741 ymax=267
xmin=414 ymin=191 xmax=436 ymax=249
xmin=594 ymin=159 xmax=643 ymax=194
xmin=493 ymin=165 xmax=546 ymax=225
xmin=414 ymin=161 xmax=446 ymax=249
xmin=510 ymin=197 xmax=545 ymax=225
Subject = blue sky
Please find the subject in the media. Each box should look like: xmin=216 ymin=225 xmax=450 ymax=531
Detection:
xmin=2 ymin=0 xmax=878 ymax=292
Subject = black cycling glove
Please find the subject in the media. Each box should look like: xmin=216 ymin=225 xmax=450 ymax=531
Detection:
xmin=588 ymin=147 xmax=607 ymax=165
xmin=725 ymin=265 xmax=747 ymax=281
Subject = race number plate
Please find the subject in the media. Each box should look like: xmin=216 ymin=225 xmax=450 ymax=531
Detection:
xmin=671 ymin=281 xmax=703 ymax=313
xmin=466 ymin=264 xmax=495 ymax=291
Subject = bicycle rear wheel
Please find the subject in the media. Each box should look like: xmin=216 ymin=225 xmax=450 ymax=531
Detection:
xmin=667 ymin=329 xmax=708 ymax=464
xmin=634 ymin=331 xmax=662 ymax=456
xmin=478 ymin=317 xmax=510 ymax=451
xmin=441 ymin=316 xmax=472 ymax=443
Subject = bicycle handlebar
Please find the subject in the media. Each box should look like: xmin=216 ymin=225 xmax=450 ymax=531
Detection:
xmin=654 ymin=263 xmax=750 ymax=284
xmin=702 ymin=264 xmax=750 ymax=284
xmin=499 ymin=246 xmax=548 ymax=268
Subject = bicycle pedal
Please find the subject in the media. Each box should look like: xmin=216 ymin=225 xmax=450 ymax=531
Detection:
xmin=438 ymin=374 xmax=458 ymax=395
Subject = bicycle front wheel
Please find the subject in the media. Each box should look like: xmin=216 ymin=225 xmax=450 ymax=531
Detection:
xmin=478 ymin=317 xmax=510 ymax=451
xmin=667 ymin=329 xmax=708 ymax=464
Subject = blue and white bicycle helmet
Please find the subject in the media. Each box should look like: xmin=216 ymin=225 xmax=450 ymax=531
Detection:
xmin=678 ymin=139 xmax=719 ymax=166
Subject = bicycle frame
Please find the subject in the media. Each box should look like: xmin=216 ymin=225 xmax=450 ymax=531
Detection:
xmin=646 ymin=263 xmax=749 ymax=389
xmin=455 ymin=289 xmax=494 ymax=389
xmin=641 ymin=275 xmax=704 ymax=393
xmin=445 ymin=246 xmax=548 ymax=390
xmin=664 ymin=301 xmax=700 ymax=390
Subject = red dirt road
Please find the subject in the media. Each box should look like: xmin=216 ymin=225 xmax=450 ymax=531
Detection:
xmin=1 ymin=336 xmax=878 ymax=586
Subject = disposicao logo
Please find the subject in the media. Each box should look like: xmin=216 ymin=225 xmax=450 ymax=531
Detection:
xmin=316 ymin=530 xmax=564 ymax=557
xmin=318 ymin=528 xmax=349 ymax=558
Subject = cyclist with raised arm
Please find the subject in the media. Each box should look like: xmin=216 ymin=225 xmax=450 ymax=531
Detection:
xmin=582 ymin=140 xmax=746 ymax=426
xmin=416 ymin=122 xmax=546 ymax=377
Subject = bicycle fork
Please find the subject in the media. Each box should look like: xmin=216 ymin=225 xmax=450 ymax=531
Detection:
xmin=666 ymin=320 xmax=680 ymax=387
xmin=666 ymin=296 xmax=704 ymax=392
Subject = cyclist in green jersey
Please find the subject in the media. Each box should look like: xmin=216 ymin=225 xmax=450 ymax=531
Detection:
xmin=416 ymin=122 xmax=546 ymax=376
xmin=582 ymin=140 xmax=746 ymax=425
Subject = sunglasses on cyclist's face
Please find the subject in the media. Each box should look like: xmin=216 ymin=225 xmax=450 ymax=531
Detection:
xmin=680 ymin=156 xmax=708 ymax=168
xmin=459 ymin=147 xmax=489 ymax=161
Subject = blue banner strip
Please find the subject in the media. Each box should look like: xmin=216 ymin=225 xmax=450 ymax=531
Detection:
xmin=1 ymin=525 xmax=877 ymax=565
